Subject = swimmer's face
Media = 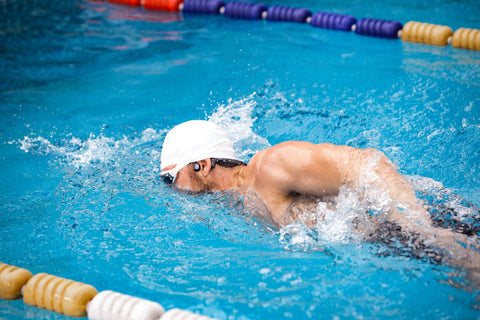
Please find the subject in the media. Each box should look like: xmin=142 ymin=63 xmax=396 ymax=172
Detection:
xmin=162 ymin=163 xmax=209 ymax=192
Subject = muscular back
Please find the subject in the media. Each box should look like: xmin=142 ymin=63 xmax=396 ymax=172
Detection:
xmin=243 ymin=141 xmax=426 ymax=228
xmin=239 ymin=142 xmax=480 ymax=269
xmin=245 ymin=141 xmax=346 ymax=225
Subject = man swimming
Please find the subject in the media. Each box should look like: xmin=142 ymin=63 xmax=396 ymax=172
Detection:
xmin=161 ymin=120 xmax=480 ymax=269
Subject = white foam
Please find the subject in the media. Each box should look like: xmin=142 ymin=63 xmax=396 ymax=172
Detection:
xmin=409 ymin=175 xmax=478 ymax=218
xmin=279 ymin=222 xmax=321 ymax=251
xmin=279 ymin=173 xmax=479 ymax=251
xmin=208 ymin=94 xmax=270 ymax=161
xmin=19 ymin=136 xmax=57 ymax=154
xmin=279 ymin=156 xmax=398 ymax=247
xmin=17 ymin=128 xmax=166 ymax=168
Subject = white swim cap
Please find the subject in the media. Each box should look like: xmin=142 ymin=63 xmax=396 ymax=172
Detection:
xmin=161 ymin=120 xmax=239 ymax=180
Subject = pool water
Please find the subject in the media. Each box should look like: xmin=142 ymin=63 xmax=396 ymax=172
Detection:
xmin=1 ymin=0 xmax=480 ymax=319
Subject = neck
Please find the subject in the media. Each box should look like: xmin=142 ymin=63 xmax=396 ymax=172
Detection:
xmin=210 ymin=165 xmax=248 ymax=191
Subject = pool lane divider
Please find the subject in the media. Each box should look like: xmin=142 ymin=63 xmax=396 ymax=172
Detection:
xmin=0 ymin=262 xmax=217 ymax=320
xmin=309 ymin=12 xmax=356 ymax=32
xmin=107 ymin=0 xmax=480 ymax=51
xmin=401 ymin=21 xmax=453 ymax=46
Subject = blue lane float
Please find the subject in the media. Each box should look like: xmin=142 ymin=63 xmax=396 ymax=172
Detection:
xmin=182 ymin=0 xmax=225 ymax=14
xmin=224 ymin=1 xmax=267 ymax=20
xmin=354 ymin=18 xmax=403 ymax=39
xmin=265 ymin=5 xmax=311 ymax=23
xmin=109 ymin=0 xmax=480 ymax=51
xmin=310 ymin=11 xmax=356 ymax=31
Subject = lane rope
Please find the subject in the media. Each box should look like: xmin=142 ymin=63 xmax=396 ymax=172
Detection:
xmin=108 ymin=0 xmax=480 ymax=50
xmin=0 ymin=262 xmax=216 ymax=320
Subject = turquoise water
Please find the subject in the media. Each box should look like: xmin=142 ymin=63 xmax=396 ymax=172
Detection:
xmin=1 ymin=0 xmax=480 ymax=319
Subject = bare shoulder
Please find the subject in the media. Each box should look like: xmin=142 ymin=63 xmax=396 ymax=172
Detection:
xmin=246 ymin=142 xmax=342 ymax=189
xmin=249 ymin=141 xmax=341 ymax=169
xmin=243 ymin=141 xmax=358 ymax=220
xmin=249 ymin=141 xmax=308 ymax=168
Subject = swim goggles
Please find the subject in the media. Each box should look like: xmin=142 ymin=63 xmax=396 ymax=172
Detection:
xmin=161 ymin=171 xmax=176 ymax=184
xmin=161 ymin=159 xmax=244 ymax=184
xmin=160 ymin=165 xmax=182 ymax=184
xmin=160 ymin=161 xmax=199 ymax=185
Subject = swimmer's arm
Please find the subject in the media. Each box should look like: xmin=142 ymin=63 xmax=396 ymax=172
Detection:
xmin=276 ymin=142 xmax=427 ymax=216
xmin=266 ymin=142 xmax=480 ymax=268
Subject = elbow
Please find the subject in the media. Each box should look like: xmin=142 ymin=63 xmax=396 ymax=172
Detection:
xmin=366 ymin=148 xmax=396 ymax=168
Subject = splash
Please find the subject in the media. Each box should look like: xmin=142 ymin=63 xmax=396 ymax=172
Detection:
xmin=17 ymin=128 xmax=166 ymax=169
xmin=411 ymin=176 xmax=480 ymax=236
xmin=278 ymin=172 xmax=480 ymax=261
xmin=208 ymin=94 xmax=271 ymax=161
xmin=279 ymin=222 xmax=323 ymax=252
xmin=15 ymin=128 xmax=168 ymax=223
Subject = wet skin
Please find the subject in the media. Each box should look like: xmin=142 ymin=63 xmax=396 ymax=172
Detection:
xmin=164 ymin=141 xmax=480 ymax=269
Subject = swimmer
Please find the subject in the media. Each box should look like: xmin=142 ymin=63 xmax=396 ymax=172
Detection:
xmin=161 ymin=120 xmax=480 ymax=269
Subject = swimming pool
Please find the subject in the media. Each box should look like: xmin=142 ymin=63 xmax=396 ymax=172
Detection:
xmin=1 ymin=0 xmax=480 ymax=318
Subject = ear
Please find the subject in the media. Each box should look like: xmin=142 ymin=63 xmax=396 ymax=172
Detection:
xmin=196 ymin=159 xmax=213 ymax=177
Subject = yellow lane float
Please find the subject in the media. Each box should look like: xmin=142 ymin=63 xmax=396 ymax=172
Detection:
xmin=23 ymin=273 xmax=98 ymax=317
xmin=401 ymin=21 xmax=453 ymax=46
xmin=0 ymin=262 xmax=33 ymax=300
